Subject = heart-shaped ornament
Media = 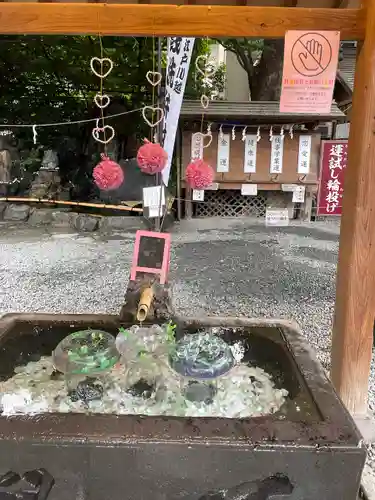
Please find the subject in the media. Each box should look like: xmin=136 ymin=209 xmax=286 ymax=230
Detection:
xmin=200 ymin=94 xmax=210 ymax=109
xmin=195 ymin=55 xmax=217 ymax=78
xmin=94 ymin=93 xmax=110 ymax=109
xmin=142 ymin=106 xmax=164 ymax=128
xmin=194 ymin=132 xmax=212 ymax=149
xmin=146 ymin=71 xmax=162 ymax=87
xmin=90 ymin=57 xmax=114 ymax=79
xmin=92 ymin=125 xmax=115 ymax=145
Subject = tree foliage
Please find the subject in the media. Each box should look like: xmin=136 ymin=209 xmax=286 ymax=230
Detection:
xmin=0 ymin=36 xmax=220 ymax=149
xmin=217 ymin=38 xmax=284 ymax=101
xmin=0 ymin=35 xmax=225 ymax=196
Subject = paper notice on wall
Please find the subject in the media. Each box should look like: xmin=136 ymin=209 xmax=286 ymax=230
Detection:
xmin=162 ymin=37 xmax=195 ymax=186
xmin=292 ymin=185 xmax=306 ymax=203
xmin=265 ymin=208 xmax=289 ymax=227
xmin=191 ymin=132 xmax=203 ymax=160
xmin=241 ymin=184 xmax=258 ymax=196
xmin=270 ymin=136 xmax=284 ymax=174
xmin=298 ymin=135 xmax=312 ymax=174
xmin=217 ymin=133 xmax=230 ymax=173
xmin=243 ymin=135 xmax=257 ymax=173
xmin=192 ymin=189 xmax=205 ymax=201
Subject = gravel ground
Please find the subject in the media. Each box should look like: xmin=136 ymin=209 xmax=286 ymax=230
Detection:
xmin=0 ymin=217 xmax=374 ymax=489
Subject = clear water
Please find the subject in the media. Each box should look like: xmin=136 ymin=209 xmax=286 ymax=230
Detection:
xmin=0 ymin=324 xmax=288 ymax=418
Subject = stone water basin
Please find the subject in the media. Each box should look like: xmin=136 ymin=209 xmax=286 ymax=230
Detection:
xmin=0 ymin=313 xmax=366 ymax=500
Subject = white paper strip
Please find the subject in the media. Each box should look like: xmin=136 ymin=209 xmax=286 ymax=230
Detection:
xmin=162 ymin=37 xmax=195 ymax=186
xmin=297 ymin=135 xmax=312 ymax=174
xmin=143 ymin=186 xmax=165 ymax=208
xmin=244 ymin=135 xmax=257 ymax=173
xmin=205 ymin=182 xmax=219 ymax=190
xmin=191 ymin=132 xmax=203 ymax=160
xmin=292 ymin=185 xmax=306 ymax=203
xmin=281 ymin=184 xmax=297 ymax=192
xmin=148 ymin=206 xmax=164 ymax=218
xmin=270 ymin=136 xmax=284 ymax=174
xmin=265 ymin=208 xmax=289 ymax=227
xmin=192 ymin=189 xmax=205 ymax=201
xmin=241 ymin=184 xmax=258 ymax=196
xmin=217 ymin=133 xmax=230 ymax=173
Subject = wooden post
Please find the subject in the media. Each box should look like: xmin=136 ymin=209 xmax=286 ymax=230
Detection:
xmin=301 ymin=190 xmax=313 ymax=222
xmin=331 ymin=0 xmax=375 ymax=416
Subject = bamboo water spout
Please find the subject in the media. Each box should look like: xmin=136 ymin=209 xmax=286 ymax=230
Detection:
xmin=136 ymin=287 xmax=154 ymax=323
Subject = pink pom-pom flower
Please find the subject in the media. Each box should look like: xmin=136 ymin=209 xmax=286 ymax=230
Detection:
xmin=185 ymin=159 xmax=214 ymax=189
xmin=136 ymin=139 xmax=168 ymax=175
xmin=93 ymin=154 xmax=124 ymax=191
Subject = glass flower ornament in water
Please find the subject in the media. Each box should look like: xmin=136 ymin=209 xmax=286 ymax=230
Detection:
xmin=53 ymin=329 xmax=119 ymax=376
xmin=169 ymin=332 xmax=235 ymax=404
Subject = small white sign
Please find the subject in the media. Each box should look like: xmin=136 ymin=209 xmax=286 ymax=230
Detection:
xmin=265 ymin=208 xmax=289 ymax=227
xmin=205 ymin=182 xmax=219 ymax=191
xmin=191 ymin=132 xmax=203 ymax=160
xmin=292 ymin=185 xmax=306 ymax=203
xmin=270 ymin=136 xmax=284 ymax=174
xmin=217 ymin=133 xmax=230 ymax=173
xmin=192 ymin=189 xmax=205 ymax=201
xmin=281 ymin=184 xmax=298 ymax=192
xmin=143 ymin=185 xmax=165 ymax=208
xmin=241 ymin=184 xmax=258 ymax=196
xmin=148 ymin=206 xmax=164 ymax=218
xmin=244 ymin=134 xmax=257 ymax=173
xmin=297 ymin=135 xmax=312 ymax=174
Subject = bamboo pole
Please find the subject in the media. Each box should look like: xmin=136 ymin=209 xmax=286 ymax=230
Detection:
xmin=136 ymin=287 xmax=154 ymax=323
xmin=0 ymin=197 xmax=143 ymax=213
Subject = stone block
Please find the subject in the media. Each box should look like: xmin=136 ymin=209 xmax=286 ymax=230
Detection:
xmin=73 ymin=214 xmax=99 ymax=232
xmin=28 ymin=209 xmax=53 ymax=226
xmin=0 ymin=202 xmax=7 ymax=218
xmin=3 ymin=204 xmax=30 ymax=221
xmin=99 ymin=216 xmax=145 ymax=233
xmin=51 ymin=211 xmax=74 ymax=227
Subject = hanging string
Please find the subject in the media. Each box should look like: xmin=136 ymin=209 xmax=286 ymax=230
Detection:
xmin=98 ymin=35 xmax=108 ymax=154
xmin=0 ymin=108 xmax=142 ymax=130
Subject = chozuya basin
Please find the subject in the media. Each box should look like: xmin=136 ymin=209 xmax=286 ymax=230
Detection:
xmin=0 ymin=313 xmax=366 ymax=500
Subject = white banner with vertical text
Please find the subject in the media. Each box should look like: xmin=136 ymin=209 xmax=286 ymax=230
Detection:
xmin=270 ymin=136 xmax=284 ymax=174
xmin=297 ymin=135 xmax=312 ymax=174
xmin=217 ymin=133 xmax=230 ymax=173
xmin=243 ymin=135 xmax=257 ymax=173
xmin=162 ymin=37 xmax=195 ymax=186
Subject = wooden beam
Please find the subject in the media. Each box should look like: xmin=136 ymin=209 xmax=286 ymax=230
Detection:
xmin=0 ymin=3 xmax=365 ymax=39
xmin=331 ymin=0 xmax=375 ymax=415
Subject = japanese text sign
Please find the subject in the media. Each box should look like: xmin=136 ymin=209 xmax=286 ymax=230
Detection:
xmin=162 ymin=37 xmax=195 ymax=186
xmin=317 ymin=140 xmax=348 ymax=216
xmin=280 ymin=31 xmax=340 ymax=114
xmin=217 ymin=134 xmax=230 ymax=173
xmin=298 ymin=135 xmax=312 ymax=174
xmin=270 ymin=136 xmax=284 ymax=174
xmin=191 ymin=132 xmax=203 ymax=160
xmin=243 ymin=135 xmax=257 ymax=173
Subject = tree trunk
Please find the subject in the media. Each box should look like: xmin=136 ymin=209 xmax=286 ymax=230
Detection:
xmin=250 ymin=39 xmax=285 ymax=101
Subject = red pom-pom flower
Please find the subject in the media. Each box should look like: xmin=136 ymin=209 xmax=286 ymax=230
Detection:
xmin=93 ymin=154 xmax=124 ymax=191
xmin=185 ymin=159 xmax=214 ymax=189
xmin=136 ymin=138 xmax=168 ymax=175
